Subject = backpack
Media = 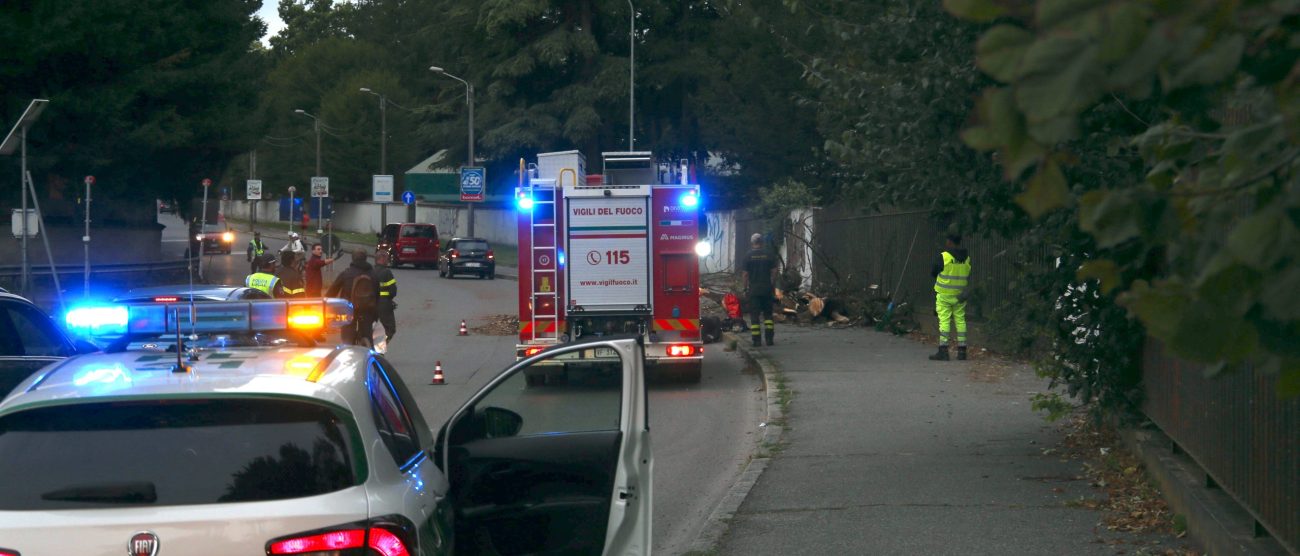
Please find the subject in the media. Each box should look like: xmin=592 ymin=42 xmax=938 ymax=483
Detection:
xmin=350 ymin=273 xmax=377 ymax=312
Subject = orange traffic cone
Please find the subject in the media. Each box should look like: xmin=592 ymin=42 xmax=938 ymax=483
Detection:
xmin=431 ymin=361 xmax=445 ymax=385
xmin=459 ymin=320 xmax=468 ymax=336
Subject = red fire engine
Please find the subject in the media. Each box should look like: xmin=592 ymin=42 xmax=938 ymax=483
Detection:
xmin=515 ymin=151 xmax=704 ymax=384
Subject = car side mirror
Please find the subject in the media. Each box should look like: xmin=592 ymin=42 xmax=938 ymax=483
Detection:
xmin=481 ymin=406 xmax=524 ymax=438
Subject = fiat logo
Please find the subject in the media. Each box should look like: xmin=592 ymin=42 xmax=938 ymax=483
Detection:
xmin=128 ymin=531 xmax=159 ymax=556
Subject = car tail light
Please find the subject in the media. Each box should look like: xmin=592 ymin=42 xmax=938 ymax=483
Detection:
xmin=267 ymin=521 xmax=412 ymax=556
xmin=0 ymin=548 xmax=21 ymax=556
xmin=487 ymin=250 xmax=494 ymax=260
xmin=449 ymin=249 xmax=458 ymax=259
xmin=668 ymin=344 xmax=698 ymax=357
xmin=523 ymin=346 xmax=545 ymax=357
xmin=153 ymin=296 xmax=180 ymax=303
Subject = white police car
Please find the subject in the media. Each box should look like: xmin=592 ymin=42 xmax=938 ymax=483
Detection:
xmin=0 ymin=299 xmax=651 ymax=556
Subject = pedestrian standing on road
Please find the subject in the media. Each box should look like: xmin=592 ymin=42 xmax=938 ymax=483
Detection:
xmin=281 ymin=232 xmax=306 ymax=271
xmin=741 ymin=233 xmax=779 ymax=347
xmin=326 ymin=249 xmax=377 ymax=346
xmin=929 ymin=233 xmax=972 ymax=361
xmin=246 ymin=232 xmax=267 ymax=274
xmin=245 ymin=255 xmax=282 ymax=297
xmin=373 ymin=249 xmax=398 ymax=347
xmin=274 ymin=251 xmax=306 ymax=298
xmin=304 ymin=243 xmax=335 ymax=297
xmin=301 ymin=210 xmax=310 ymax=232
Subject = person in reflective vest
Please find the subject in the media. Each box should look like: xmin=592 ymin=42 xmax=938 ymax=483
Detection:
xmin=245 ymin=255 xmax=282 ymax=297
xmin=373 ymin=249 xmax=398 ymax=347
xmin=274 ymin=251 xmax=306 ymax=298
xmin=246 ymin=232 xmax=267 ymax=274
xmin=929 ymin=233 xmax=972 ymax=361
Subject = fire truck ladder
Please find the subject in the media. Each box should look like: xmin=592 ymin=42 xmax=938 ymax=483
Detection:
xmin=527 ymin=171 xmax=566 ymax=343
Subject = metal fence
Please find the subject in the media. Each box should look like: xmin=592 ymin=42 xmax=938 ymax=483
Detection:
xmin=1143 ymin=342 xmax=1300 ymax=553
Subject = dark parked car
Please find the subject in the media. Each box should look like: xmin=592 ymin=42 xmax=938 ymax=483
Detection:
xmin=0 ymin=291 xmax=87 ymax=400
xmin=440 ymin=237 xmax=496 ymax=279
xmin=158 ymin=199 xmax=176 ymax=213
xmin=377 ymin=222 xmax=440 ymax=268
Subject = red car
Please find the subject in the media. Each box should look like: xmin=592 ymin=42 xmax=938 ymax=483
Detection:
xmin=377 ymin=223 xmax=440 ymax=268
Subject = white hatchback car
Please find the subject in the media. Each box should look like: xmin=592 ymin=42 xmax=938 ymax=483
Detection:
xmin=0 ymin=299 xmax=652 ymax=556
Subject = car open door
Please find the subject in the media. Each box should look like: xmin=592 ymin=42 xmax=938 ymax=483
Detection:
xmin=440 ymin=336 xmax=651 ymax=555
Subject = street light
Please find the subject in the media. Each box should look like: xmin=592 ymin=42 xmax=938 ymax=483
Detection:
xmin=360 ymin=87 xmax=390 ymax=228
xmin=294 ymin=109 xmax=323 ymax=233
xmin=430 ymin=66 xmax=477 ymax=236
xmin=627 ymin=0 xmax=635 ymax=150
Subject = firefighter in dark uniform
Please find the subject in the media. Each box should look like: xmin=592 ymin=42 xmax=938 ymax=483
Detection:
xmin=373 ymin=249 xmax=398 ymax=346
xmin=741 ymin=233 xmax=779 ymax=347
xmin=245 ymin=255 xmax=282 ymax=297
xmin=274 ymin=251 xmax=306 ymax=298
xmin=246 ymin=231 xmax=267 ymax=274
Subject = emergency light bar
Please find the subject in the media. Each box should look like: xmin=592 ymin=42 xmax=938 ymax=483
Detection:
xmin=65 ymin=299 xmax=353 ymax=337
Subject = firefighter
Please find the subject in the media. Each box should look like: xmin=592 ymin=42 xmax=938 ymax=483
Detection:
xmin=245 ymin=255 xmax=282 ymax=297
xmin=373 ymin=249 xmax=398 ymax=346
xmin=326 ymin=249 xmax=377 ymax=346
xmin=741 ymin=233 xmax=779 ymax=347
xmin=246 ymin=231 xmax=267 ymax=274
xmin=274 ymin=250 xmax=306 ymax=298
xmin=929 ymin=233 xmax=972 ymax=361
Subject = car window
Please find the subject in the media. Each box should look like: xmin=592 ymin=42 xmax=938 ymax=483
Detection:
xmin=0 ymin=398 xmax=362 ymax=510
xmin=368 ymin=361 xmax=420 ymax=466
xmin=456 ymin=240 xmax=489 ymax=251
xmin=375 ymin=356 xmax=432 ymax=449
xmin=469 ymin=346 xmax=623 ymax=439
xmin=0 ymin=304 xmax=68 ymax=357
xmin=400 ymin=225 xmax=434 ymax=238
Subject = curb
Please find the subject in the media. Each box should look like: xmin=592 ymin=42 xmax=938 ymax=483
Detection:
xmin=1118 ymin=426 xmax=1291 ymax=556
xmin=686 ymin=332 xmax=787 ymax=554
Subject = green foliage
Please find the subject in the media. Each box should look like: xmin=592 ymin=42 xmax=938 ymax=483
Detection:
xmin=952 ymin=0 xmax=1300 ymax=396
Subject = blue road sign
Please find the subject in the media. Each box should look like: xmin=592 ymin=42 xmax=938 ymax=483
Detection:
xmin=460 ymin=166 xmax=485 ymax=202
xmin=402 ymin=190 xmax=416 ymax=205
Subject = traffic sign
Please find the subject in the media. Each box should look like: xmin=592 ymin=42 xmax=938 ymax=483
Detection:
xmin=310 ymin=177 xmax=329 ymax=198
xmin=460 ymin=166 xmax=485 ymax=202
xmin=402 ymin=191 xmax=416 ymax=205
xmin=373 ymin=175 xmax=394 ymax=204
xmin=202 ymin=178 xmax=212 ymax=187
xmin=246 ymin=180 xmax=263 ymax=200
xmin=84 ymin=175 xmax=95 ymax=186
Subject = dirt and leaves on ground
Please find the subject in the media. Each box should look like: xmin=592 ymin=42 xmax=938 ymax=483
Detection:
xmin=471 ymin=314 xmax=519 ymax=336
xmin=1052 ymin=413 xmax=1200 ymax=555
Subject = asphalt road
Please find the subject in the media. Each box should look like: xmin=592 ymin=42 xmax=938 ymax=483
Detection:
xmin=157 ymin=213 xmax=766 ymax=554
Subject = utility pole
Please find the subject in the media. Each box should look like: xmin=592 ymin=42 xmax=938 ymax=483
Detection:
xmin=628 ymin=0 xmax=636 ymax=150
xmin=199 ymin=178 xmax=211 ymax=281
xmin=361 ymin=87 xmax=390 ymax=227
xmin=83 ymin=175 xmax=94 ymax=297
xmin=1 ymin=99 xmax=49 ymax=294
xmin=250 ymin=150 xmax=257 ymax=231
xmin=430 ymin=67 xmax=477 ymax=236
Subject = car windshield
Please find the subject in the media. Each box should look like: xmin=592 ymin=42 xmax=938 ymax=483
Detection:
xmin=201 ymin=225 xmax=226 ymax=233
xmin=0 ymin=398 xmax=362 ymax=509
xmin=400 ymin=226 xmax=434 ymax=238
xmin=457 ymin=240 xmax=489 ymax=251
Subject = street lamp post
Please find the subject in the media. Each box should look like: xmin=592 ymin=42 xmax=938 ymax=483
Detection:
xmin=628 ymin=0 xmax=635 ymax=150
xmin=294 ymin=109 xmax=323 ymax=234
xmin=430 ymin=66 xmax=476 ymax=236
xmin=287 ymin=186 xmax=297 ymax=233
xmin=83 ymin=175 xmax=94 ymax=297
xmin=360 ymin=87 xmax=389 ymax=227
xmin=199 ymin=178 xmax=211 ymax=281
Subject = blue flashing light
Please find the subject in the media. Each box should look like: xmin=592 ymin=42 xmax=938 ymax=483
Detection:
xmin=681 ymin=192 xmax=699 ymax=208
xmin=517 ymin=196 xmax=535 ymax=211
xmin=557 ymin=250 xmax=566 ymax=266
xmin=65 ymin=306 xmax=129 ymax=336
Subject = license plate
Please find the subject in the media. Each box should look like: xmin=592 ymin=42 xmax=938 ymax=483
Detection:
xmin=402 ymin=248 xmax=416 ymax=253
xmin=593 ymin=347 xmax=618 ymax=358
xmin=465 ymin=262 xmax=480 ymax=267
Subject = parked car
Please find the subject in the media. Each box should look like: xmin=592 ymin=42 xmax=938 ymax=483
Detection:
xmin=0 ymin=291 xmax=90 ymax=400
xmin=0 ymin=300 xmax=652 ymax=555
xmin=377 ymin=222 xmax=439 ymax=268
xmin=439 ymin=237 xmax=496 ymax=279
xmin=195 ymin=223 xmax=235 ymax=254
xmin=157 ymin=199 xmax=175 ymax=213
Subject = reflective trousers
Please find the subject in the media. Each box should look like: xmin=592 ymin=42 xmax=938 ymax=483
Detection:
xmin=935 ymin=294 xmax=967 ymax=347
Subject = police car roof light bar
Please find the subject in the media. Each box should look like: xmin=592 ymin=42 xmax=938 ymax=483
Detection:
xmin=66 ymin=299 xmax=353 ymax=338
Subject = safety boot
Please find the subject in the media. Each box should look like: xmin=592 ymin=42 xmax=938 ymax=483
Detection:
xmin=752 ymin=335 xmax=762 ymax=347
xmin=956 ymin=346 xmax=967 ymax=360
xmin=928 ymin=346 xmax=950 ymax=361
xmin=765 ymin=330 xmax=775 ymax=346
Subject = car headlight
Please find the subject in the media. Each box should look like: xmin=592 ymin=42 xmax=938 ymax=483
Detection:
xmin=222 ymin=232 xmax=234 ymax=242
xmin=195 ymin=234 xmax=203 ymax=241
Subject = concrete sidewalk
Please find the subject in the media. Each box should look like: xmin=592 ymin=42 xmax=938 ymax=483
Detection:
xmin=712 ymin=325 xmax=1195 ymax=555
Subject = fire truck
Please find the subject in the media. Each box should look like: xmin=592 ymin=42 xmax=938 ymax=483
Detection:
xmin=515 ymin=150 xmax=704 ymax=385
